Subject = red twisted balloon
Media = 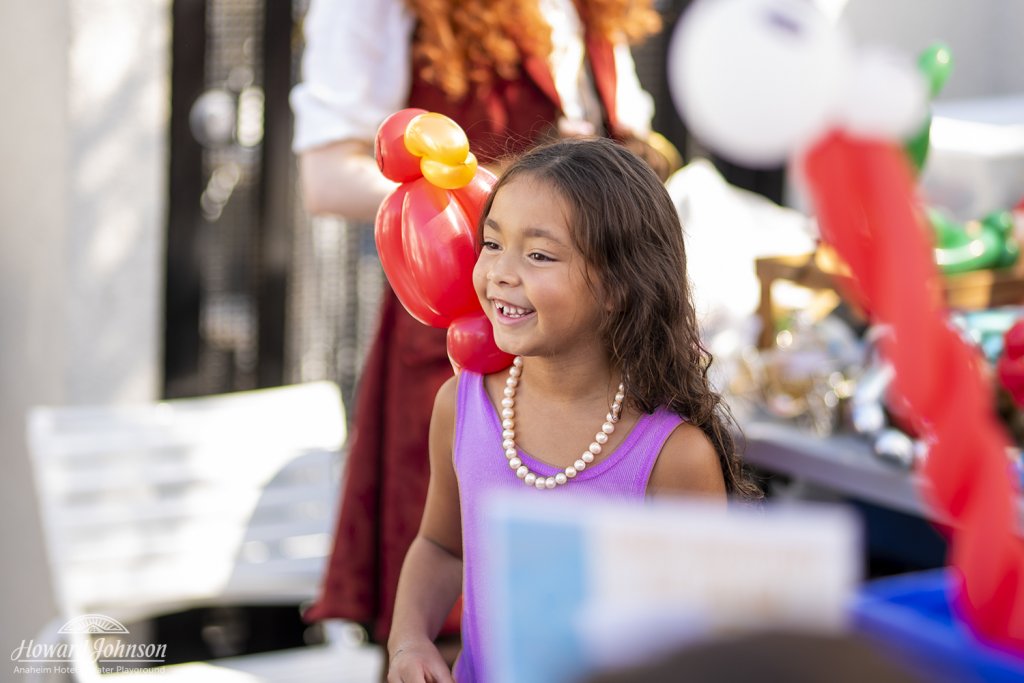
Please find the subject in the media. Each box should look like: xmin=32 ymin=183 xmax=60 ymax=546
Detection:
xmin=803 ymin=131 xmax=1024 ymax=652
xmin=997 ymin=322 xmax=1024 ymax=404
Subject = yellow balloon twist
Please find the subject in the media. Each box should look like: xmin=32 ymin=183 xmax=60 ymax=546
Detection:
xmin=403 ymin=112 xmax=479 ymax=189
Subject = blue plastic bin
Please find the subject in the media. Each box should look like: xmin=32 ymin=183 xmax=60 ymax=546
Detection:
xmin=851 ymin=569 xmax=1024 ymax=683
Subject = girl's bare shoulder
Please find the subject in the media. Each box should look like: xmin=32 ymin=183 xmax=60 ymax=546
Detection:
xmin=648 ymin=421 xmax=727 ymax=500
xmin=434 ymin=374 xmax=459 ymax=408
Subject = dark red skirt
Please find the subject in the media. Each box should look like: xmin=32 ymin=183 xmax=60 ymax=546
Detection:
xmin=303 ymin=288 xmax=459 ymax=642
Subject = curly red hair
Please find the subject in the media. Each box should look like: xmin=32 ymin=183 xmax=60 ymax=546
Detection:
xmin=407 ymin=0 xmax=661 ymax=100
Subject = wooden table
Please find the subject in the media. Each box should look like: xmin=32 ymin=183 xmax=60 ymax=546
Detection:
xmin=755 ymin=252 xmax=1024 ymax=349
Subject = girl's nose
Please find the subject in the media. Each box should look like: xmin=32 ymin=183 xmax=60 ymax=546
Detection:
xmin=487 ymin=252 xmax=520 ymax=286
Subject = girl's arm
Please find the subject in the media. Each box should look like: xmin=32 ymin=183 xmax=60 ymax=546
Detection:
xmin=647 ymin=423 xmax=728 ymax=501
xmin=387 ymin=376 xmax=463 ymax=683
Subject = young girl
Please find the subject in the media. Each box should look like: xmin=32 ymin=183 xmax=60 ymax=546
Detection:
xmin=386 ymin=137 xmax=760 ymax=683
xmin=295 ymin=0 xmax=668 ymax=647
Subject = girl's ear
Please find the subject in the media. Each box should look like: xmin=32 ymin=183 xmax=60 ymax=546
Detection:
xmin=602 ymin=281 xmax=617 ymax=313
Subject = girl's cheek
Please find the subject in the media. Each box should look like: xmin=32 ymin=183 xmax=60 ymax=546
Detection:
xmin=472 ymin=257 xmax=488 ymax=295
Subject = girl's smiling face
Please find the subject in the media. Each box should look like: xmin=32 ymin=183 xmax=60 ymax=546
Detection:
xmin=473 ymin=175 xmax=606 ymax=361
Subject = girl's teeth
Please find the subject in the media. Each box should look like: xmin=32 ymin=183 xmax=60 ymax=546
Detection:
xmin=496 ymin=301 xmax=530 ymax=317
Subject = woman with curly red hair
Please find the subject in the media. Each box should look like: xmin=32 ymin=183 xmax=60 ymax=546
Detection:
xmin=291 ymin=0 xmax=667 ymax=663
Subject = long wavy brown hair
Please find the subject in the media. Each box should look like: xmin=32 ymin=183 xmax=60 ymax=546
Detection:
xmin=479 ymin=137 xmax=763 ymax=500
xmin=406 ymin=0 xmax=661 ymax=100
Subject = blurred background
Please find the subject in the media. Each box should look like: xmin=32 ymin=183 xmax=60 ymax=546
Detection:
xmin=3 ymin=0 xmax=1024 ymax=677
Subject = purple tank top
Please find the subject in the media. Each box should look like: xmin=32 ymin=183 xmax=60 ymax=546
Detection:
xmin=451 ymin=370 xmax=684 ymax=682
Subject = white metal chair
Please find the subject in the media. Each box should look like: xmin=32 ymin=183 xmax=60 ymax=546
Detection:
xmin=26 ymin=382 xmax=383 ymax=682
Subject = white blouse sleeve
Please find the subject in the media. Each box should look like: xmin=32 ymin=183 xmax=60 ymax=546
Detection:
xmin=613 ymin=43 xmax=655 ymax=138
xmin=290 ymin=0 xmax=416 ymax=152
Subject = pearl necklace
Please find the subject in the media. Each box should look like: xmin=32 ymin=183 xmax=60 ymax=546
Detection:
xmin=501 ymin=356 xmax=625 ymax=489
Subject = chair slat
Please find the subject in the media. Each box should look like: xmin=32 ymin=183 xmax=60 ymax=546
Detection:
xmin=51 ymin=479 xmax=335 ymax=530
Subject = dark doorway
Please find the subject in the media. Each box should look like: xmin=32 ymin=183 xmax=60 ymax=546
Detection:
xmin=164 ymin=0 xmax=298 ymax=399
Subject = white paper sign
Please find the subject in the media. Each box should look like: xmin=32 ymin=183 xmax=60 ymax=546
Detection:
xmin=482 ymin=495 xmax=861 ymax=683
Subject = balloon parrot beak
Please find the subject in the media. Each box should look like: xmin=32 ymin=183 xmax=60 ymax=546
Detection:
xmin=404 ymin=112 xmax=479 ymax=189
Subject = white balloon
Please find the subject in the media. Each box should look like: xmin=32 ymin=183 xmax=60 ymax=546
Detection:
xmin=842 ymin=47 xmax=928 ymax=140
xmin=668 ymin=0 xmax=849 ymax=167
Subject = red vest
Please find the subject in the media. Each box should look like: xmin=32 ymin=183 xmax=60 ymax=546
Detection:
xmin=406 ymin=18 xmax=622 ymax=163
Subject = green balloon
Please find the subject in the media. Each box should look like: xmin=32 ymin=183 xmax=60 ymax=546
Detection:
xmin=996 ymin=238 xmax=1020 ymax=269
xmin=935 ymin=212 xmax=1015 ymax=274
xmin=982 ymin=210 xmax=1015 ymax=239
xmin=905 ymin=43 xmax=953 ymax=173
xmin=929 ymin=208 xmax=968 ymax=248
xmin=918 ymin=43 xmax=953 ymax=97
xmin=905 ymin=121 xmax=931 ymax=173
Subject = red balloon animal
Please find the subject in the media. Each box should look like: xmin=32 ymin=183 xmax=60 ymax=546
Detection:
xmin=373 ymin=108 xmax=514 ymax=374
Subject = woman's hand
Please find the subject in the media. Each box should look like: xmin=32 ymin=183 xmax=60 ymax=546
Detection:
xmin=387 ymin=640 xmax=456 ymax=683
